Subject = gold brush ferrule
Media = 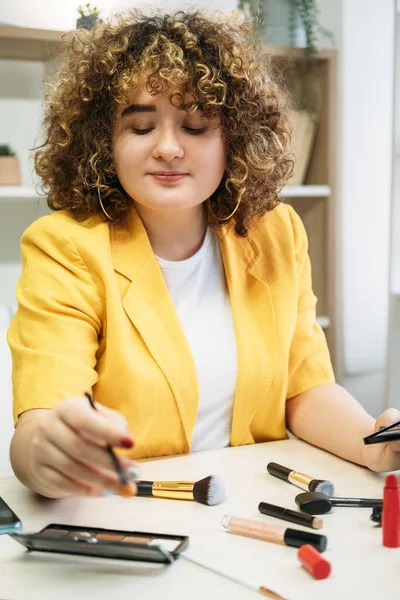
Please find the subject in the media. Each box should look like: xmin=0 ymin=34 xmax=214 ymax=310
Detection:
xmin=288 ymin=471 xmax=313 ymax=490
xmin=152 ymin=481 xmax=195 ymax=501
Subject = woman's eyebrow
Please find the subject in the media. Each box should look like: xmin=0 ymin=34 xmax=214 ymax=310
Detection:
xmin=120 ymin=103 xmax=198 ymax=118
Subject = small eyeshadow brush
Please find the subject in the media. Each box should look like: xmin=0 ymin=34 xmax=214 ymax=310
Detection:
xmin=84 ymin=392 xmax=134 ymax=496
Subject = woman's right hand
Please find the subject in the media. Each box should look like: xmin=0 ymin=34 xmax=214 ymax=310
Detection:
xmin=14 ymin=396 xmax=139 ymax=498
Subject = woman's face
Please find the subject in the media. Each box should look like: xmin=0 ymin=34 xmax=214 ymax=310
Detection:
xmin=112 ymin=83 xmax=226 ymax=214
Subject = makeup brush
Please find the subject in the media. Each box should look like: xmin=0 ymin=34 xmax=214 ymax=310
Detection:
xmin=181 ymin=553 xmax=288 ymax=599
xmin=134 ymin=475 xmax=225 ymax=506
xmin=295 ymin=491 xmax=383 ymax=515
xmin=85 ymin=392 xmax=135 ymax=497
xmin=266 ymin=462 xmax=334 ymax=497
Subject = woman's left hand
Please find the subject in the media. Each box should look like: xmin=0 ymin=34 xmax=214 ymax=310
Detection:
xmin=362 ymin=408 xmax=400 ymax=472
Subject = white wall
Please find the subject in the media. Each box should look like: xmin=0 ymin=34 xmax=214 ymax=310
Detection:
xmin=340 ymin=0 xmax=394 ymax=378
xmin=0 ymin=0 xmax=238 ymax=30
xmin=390 ymin=5 xmax=400 ymax=294
xmin=386 ymin=3 xmax=400 ymax=408
xmin=339 ymin=1 xmax=395 ymax=416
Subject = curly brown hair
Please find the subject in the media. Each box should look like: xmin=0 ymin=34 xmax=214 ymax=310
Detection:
xmin=35 ymin=10 xmax=293 ymax=236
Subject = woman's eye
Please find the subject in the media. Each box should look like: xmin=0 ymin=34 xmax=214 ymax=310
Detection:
xmin=183 ymin=126 xmax=207 ymax=136
xmin=130 ymin=126 xmax=207 ymax=136
xmin=132 ymin=128 xmax=154 ymax=135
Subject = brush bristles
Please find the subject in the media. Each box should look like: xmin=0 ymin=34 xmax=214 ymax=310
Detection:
xmin=193 ymin=475 xmax=225 ymax=506
xmin=310 ymin=479 xmax=335 ymax=497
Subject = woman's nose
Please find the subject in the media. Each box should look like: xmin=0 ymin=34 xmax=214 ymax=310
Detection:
xmin=152 ymin=127 xmax=184 ymax=162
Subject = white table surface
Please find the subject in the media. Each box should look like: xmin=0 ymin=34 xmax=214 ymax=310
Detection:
xmin=0 ymin=439 xmax=397 ymax=600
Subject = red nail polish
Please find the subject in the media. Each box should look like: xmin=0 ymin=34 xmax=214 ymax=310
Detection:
xmin=120 ymin=437 xmax=134 ymax=449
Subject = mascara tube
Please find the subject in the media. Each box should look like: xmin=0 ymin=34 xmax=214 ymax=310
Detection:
xmin=258 ymin=501 xmax=323 ymax=530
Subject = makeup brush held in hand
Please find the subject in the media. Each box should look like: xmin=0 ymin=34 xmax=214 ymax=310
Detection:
xmin=134 ymin=475 xmax=225 ymax=506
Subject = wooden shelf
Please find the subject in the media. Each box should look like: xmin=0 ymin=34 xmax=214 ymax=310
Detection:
xmin=0 ymin=186 xmax=44 ymax=199
xmin=0 ymin=184 xmax=331 ymax=201
xmin=0 ymin=25 xmax=337 ymax=63
xmin=282 ymin=185 xmax=330 ymax=198
xmin=0 ymin=25 xmax=64 ymax=61
xmin=267 ymin=45 xmax=335 ymax=62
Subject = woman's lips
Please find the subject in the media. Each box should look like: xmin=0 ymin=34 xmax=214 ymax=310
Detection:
xmin=150 ymin=173 xmax=188 ymax=183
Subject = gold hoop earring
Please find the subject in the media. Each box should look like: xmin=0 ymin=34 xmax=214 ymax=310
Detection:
xmin=97 ymin=187 xmax=112 ymax=221
xmin=207 ymin=196 xmax=241 ymax=221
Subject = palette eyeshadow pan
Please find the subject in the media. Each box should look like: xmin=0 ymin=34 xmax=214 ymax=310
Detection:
xmin=9 ymin=523 xmax=189 ymax=564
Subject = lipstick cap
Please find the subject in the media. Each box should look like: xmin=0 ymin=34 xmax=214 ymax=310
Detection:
xmin=284 ymin=528 xmax=327 ymax=552
xmin=298 ymin=544 xmax=331 ymax=580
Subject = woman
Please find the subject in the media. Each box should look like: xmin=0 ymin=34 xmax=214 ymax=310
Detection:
xmin=8 ymin=10 xmax=400 ymax=499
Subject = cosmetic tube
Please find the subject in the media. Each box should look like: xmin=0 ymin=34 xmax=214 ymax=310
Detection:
xmin=382 ymin=474 xmax=400 ymax=548
xmin=258 ymin=502 xmax=323 ymax=530
xmin=221 ymin=515 xmax=327 ymax=553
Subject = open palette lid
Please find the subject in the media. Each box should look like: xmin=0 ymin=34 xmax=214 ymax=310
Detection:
xmin=9 ymin=523 xmax=189 ymax=564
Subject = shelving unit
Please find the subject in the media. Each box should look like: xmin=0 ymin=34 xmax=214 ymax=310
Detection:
xmin=0 ymin=25 xmax=64 ymax=61
xmin=0 ymin=184 xmax=331 ymax=200
xmin=270 ymin=47 xmax=337 ymax=368
xmin=0 ymin=186 xmax=44 ymax=199
xmin=0 ymin=26 xmax=337 ymax=365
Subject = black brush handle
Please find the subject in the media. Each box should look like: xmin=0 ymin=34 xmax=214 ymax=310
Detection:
xmin=258 ymin=502 xmax=315 ymax=528
xmin=85 ymin=392 xmax=128 ymax=486
xmin=136 ymin=481 xmax=154 ymax=497
xmin=266 ymin=462 xmax=292 ymax=482
xmin=331 ymin=497 xmax=382 ymax=507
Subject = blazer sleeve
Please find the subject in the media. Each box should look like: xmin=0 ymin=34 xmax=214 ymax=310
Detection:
xmin=286 ymin=206 xmax=335 ymax=400
xmin=7 ymin=217 xmax=103 ymax=424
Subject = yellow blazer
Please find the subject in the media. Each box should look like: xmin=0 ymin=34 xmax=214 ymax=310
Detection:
xmin=8 ymin=204 xmax=334 ymax=459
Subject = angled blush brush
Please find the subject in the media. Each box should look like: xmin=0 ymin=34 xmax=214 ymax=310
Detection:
xmin=132 ymin=475 xmax=225 ymax=506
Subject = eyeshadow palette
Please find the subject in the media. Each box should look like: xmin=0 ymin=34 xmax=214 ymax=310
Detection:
xmin=9 ymin=523 xmax=189 ymax=564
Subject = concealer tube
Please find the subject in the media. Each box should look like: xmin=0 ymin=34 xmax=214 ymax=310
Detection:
xmin=221 ymin=515 xmax=327 ymax=553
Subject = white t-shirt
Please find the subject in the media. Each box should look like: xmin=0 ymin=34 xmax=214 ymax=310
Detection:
xmin=156 ymin=228 xmax=237 ymax=452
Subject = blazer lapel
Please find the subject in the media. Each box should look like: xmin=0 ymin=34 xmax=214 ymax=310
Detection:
xmin=217 ymin=225 xmax=277 ymax=446
xmin=110 ymin=211 xmax=198 ymax=449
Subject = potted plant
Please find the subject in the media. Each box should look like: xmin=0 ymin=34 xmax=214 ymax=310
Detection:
xmin=0 ymin=145 xmax=21 ymax=186
xmin=238 ymin=0 xmax=334 ymax=59
xmin=76 ymin=3 xmax=102 ymax=30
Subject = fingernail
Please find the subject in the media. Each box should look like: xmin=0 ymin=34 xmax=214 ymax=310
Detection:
xmin=101 ymin=490 xmax=114 ymax=497
xmin=120 ymin=437 xmax=134 ymax=449
xmin=126 ymin=466 xmax=140 ymax=480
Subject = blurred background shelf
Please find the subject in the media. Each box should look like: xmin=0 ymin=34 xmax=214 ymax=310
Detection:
xmin=0 ymin=25 xmax=64 ymax=61
xmin=0 ymin=185 xmax=43 ymax=199
xmin=0 ymin=184 xmax=331 ymax=200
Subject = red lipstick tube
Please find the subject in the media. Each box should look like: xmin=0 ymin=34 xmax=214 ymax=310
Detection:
xmin=382 ymin=474 xmax=400 ymax=548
